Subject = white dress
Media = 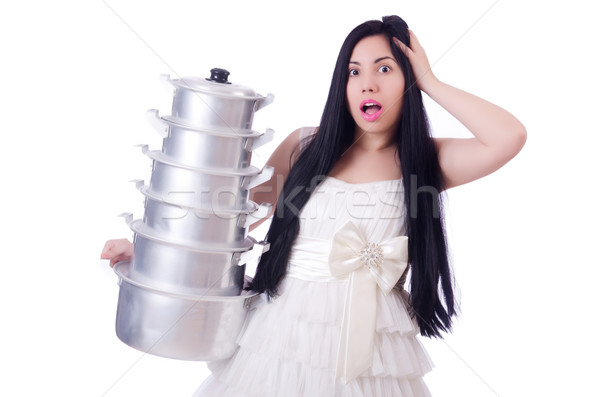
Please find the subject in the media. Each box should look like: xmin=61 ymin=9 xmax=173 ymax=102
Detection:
xmin=193 ymin=176 xmax=433 ymax=396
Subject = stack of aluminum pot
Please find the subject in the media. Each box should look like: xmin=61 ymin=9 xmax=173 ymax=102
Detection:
xmin=113 ymin=68 xmax=274 ymax=361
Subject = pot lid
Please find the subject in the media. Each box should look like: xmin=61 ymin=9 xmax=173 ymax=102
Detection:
xmin=163 ymin=68 xmax=264 ymax=100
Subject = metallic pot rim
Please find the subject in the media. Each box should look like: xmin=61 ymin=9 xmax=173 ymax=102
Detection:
xmin=114 ymin=261 xmax=261 ymax=302
xmin=161 ymin=114 xmax=263 ymax=137
xmin=126 ymin=217 xmax=256 ymax=253
xmin=135 ymin=181 xmax=259 ymax=215
xmin=145 ymin=148 xmax=261 ymax=176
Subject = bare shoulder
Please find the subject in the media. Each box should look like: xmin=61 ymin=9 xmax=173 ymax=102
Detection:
xmin=248 ymin=127 xmax=316 ymax=227
xmin=268 ymin=128 xmax=303 ymax=172
xmin=269 ymin=127 xmax=317 ymax=171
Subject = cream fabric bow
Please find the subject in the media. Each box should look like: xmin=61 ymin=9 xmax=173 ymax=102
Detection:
xmin=328 ymin=220 xmax=409 ymax=383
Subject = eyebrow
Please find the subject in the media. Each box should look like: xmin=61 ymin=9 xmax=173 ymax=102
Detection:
xmin=349 ymin=56 xmax=395 ymax=66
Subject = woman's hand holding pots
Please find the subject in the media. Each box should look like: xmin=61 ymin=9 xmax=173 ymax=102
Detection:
xmin=101 ymin=239 xmax=133 ymax=267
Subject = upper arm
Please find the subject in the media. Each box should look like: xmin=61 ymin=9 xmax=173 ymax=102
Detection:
xmin=248 ymin=128 xmax=305 ymax=229
xmin=435 ymin=133 xmax=526 ymax=189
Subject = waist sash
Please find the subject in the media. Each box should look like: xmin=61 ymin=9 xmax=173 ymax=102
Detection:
xmin=286 ymin=221 xmax=409 ymax=383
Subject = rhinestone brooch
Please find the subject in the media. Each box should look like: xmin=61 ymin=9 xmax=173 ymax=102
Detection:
xmin=360 ymin=242 xmax=383 ymax=269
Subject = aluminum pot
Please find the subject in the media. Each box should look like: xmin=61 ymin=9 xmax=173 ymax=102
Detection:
xmin=131 ymin=234 xmax=244 ymax=295
xmin=162 ymin=69 xmax=274 ymax=133
xmin=140 ymin=185 xmax=271 ymax=247
xmin=114 ymin=261 xmax=263 ymax=361
xmin=147 ymin=109 xmax=274 ymax=170
xmin=141 ymin=146 xmax=274 ymax=211
xmin=121 ymin=213 xmax=270 ymax=295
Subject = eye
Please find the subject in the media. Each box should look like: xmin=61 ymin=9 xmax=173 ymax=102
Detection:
xmin=348 ymin=68 xmax=359 ymax=77
xmin=378 ymin=65 xmax=391 ymax=73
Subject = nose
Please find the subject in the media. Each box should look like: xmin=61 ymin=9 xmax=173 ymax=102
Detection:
xmin=361 ymin=74 xmax=378 ymax=93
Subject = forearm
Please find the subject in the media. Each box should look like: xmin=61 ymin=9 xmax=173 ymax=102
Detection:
xmin=423 ymin=77 xmax=527 ymax=150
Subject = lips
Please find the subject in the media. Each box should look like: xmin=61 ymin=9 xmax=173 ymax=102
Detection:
xmin=360 ymin=99 xmax=383 ymax=122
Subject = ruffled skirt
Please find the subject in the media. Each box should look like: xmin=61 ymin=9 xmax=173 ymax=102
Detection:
xmin=193 ymin=276 xmax=432 ymax=397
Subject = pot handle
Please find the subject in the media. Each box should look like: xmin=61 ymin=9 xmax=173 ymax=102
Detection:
xmin=254 ymin=93 xmax=275 ymax=112
xmin=238 ymin=202 xmax=273 ymax=228
xmin=135 ymin=144 xmax=150 ymax=155
xmin=158 ymin=74 xmax=178 ymax=98
xmin=129 ymin=179 xmax=144 ymax=189
xmin=238 ymin=239 xmax=271 ymax=267
xmin=244 ymin=293 xmax=266 ymax=311
xmin=146 ymin=109 xmax=169 ymax=138
xmin=244 ymin=165 xmax=274 ymax=190
xmin=244 ymin=128 xmax=275 ymax=152
xmin=160 ymin=73 xmax=176 ymax=88
xmin=119 ymin=212 xmax=134 ymax=225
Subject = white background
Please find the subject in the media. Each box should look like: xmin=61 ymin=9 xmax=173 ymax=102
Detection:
xmin=1 ymin=0 xmax=598 ymax=396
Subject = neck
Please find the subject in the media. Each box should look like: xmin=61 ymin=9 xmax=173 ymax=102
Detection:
xmin=352 ymin=127 xmax=396 ymax=151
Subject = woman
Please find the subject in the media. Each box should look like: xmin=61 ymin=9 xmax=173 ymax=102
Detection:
xmin=102 ymin=15 xmax=526 ymax=396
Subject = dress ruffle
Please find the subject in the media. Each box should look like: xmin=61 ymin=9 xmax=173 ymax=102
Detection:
xmin=193 ymin=276 xmax=432 ymax=397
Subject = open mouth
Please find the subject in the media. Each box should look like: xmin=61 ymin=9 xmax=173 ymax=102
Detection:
xmin=360 ymin=99 xmax=383 ymax=121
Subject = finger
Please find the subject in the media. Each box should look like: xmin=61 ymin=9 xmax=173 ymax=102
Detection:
xmin=101 ymin=241 xmax=122 ymax=259
xmin=110 ymin=255 xmax=127 ymax=268
xmin=393 ymin=37 xmax=413 ymax=57
xmin=101 ymin=238 xmax=132 ymax=259
xmin=407 ymin=30 xmax=423 ymax=51
xmin=100 ymin=241 xmax=115 ymax=259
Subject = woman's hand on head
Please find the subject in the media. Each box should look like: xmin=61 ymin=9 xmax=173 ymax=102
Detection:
xmin=101 ymin=239 xmax=133 ymax=268
xmin=393 ymin=30 xmax=438 ymax=92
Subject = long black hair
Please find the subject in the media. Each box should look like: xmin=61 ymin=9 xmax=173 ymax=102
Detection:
xmin=249 ymin=15 xmax=456 ymax=338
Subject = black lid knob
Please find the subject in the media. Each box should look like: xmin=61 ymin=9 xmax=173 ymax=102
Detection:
xmin=206 ymin=68 xmax=231 ymax=84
